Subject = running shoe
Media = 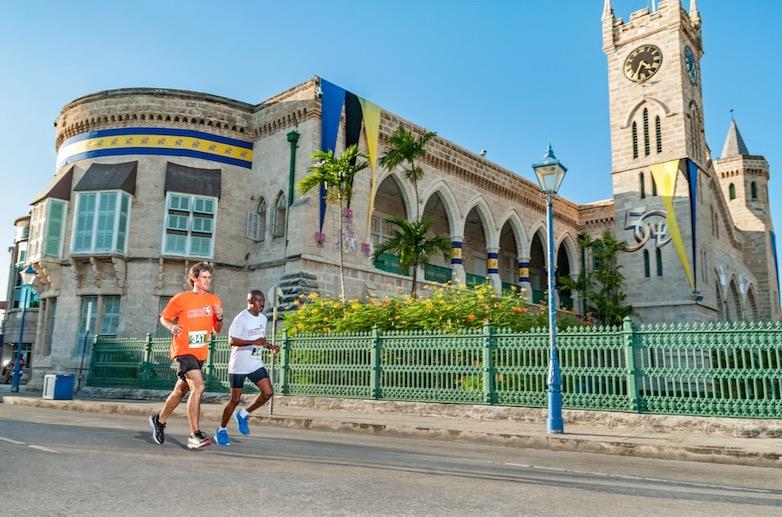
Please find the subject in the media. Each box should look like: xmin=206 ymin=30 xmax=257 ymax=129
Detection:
xmin=149 ymin=414 xmax=165 ymax=445
xmin=187 ymin=430 xmax=212 ymax=449
xmin=236 ymin=411 xmax=251 ymax=436
xmin=214 ymin=428 xmax=231 ymax=446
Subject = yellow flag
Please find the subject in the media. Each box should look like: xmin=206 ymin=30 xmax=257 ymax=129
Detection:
xmin=359 ymin=98 xmax=381 ymax=250
xmin=649 ymin=159 xmax=694 ymax=289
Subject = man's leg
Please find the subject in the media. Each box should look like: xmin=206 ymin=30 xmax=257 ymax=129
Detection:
xmin=158 ymin=379 xmax=190 ymax=424
xmin=221 ymin=388 xmax=244 ymax=428
xmin=246 ymin=377 xmax=273 ymax=413
xmin=183 ymin=369 xmax=205 ymax=434
xmin=235 ymin=370 xmax=272 ymax=436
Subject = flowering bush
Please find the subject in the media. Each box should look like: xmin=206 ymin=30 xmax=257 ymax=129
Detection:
xmin=284 ymin=284 xmax=584 ymax=336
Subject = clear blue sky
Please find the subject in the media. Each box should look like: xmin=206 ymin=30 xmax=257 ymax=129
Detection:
xmin=1 ymin=1 xmax=780 ymax=296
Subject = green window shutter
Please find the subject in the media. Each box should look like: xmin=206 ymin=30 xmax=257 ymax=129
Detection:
xmin=74 ymin=193 xmax=97 ymax=252
xmin=116 ymin=194 xmax=130 ymax=253
xmin=44 ymin=200 xmax=66 ymax=257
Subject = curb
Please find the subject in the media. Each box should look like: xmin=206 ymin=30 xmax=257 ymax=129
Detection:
xmin=3 ymin=396 xmax=780 ymax=468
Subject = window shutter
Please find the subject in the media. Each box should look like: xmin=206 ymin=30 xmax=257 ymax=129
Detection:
xmin=246 ymin=212 xmax=260 ymax=240
xmin=44 ymin=200 xmax=65 ymax=257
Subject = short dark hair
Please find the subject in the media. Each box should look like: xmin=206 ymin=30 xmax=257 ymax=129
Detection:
xmin=188 ymin=262 xmax=213 ymax=287
xmin=248 ymin=289 xmax=265 ymax=301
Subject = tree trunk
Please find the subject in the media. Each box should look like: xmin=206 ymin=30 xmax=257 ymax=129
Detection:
xmin=413 ymin=179 xmax=420 ymax=220
xmin=338 ymin=200 xmax=346 ymax=301
xmin=410 ymin=267 xmax=418 ymax=298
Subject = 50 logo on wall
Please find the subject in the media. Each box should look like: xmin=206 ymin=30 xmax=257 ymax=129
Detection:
xmin=623 ymin=207 xmax=671 ymax=252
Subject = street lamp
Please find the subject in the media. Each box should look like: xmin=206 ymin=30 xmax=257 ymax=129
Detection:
xmin=532 ymin=145 xmax=567 ymax=434
xmin=11 ymin=265 xmax=37 ymax=393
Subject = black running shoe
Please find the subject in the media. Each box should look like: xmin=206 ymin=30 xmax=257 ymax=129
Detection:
xmin=149 ymin=414 xmax=165 ymax=445
xmin=187 ymin=430 xmax=212 ymax=449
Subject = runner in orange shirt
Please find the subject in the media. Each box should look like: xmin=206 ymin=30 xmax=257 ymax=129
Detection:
xmin=149 ymin=262 xmax=223 ymax=449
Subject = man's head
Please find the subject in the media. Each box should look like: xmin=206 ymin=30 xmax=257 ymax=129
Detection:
xmin=188 ymin=262 xmax=214 ymax=291
xmin=247 ymin=289 xmax=265 ymax=312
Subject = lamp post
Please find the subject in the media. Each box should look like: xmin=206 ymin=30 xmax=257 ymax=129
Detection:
xmin=11 ymin=265 xmax=37 ymax=393
xmin=532 ymin=145 xmax=567 ymax=434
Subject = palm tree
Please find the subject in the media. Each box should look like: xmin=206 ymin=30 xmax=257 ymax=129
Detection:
xmin=379 ymin=126 xmax=436 ymax=219
xmin=299 ymin=144 xmax=368 ymax=300
xmin=372 ymin=216 xmax=451 ymax=298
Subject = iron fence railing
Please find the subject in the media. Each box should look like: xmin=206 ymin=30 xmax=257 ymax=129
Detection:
xmin=86 ymin=317 xmax=782 ymax=418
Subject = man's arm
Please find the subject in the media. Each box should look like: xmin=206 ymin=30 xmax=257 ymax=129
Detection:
xmin=228 ymin=336 xmax=267 ymax=347
xmin=159 ymin=315 xmax=182 ymax=337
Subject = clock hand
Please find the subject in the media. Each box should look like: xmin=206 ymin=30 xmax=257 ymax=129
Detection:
xmin=634 ymin=59 xmax=650 ymax=80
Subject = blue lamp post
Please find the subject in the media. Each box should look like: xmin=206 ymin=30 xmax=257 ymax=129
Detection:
xmin=532 ymin=145 xmax=567 ymax=434
xmin=11 ymin=265 xmax=37 ymax=393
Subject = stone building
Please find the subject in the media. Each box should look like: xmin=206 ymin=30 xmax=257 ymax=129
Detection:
xmin=18 ymin=0 xmax=779 ymax=386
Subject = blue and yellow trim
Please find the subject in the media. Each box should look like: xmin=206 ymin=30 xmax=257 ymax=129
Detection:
xmin=518 ymin=261 xmax=530 ymax=283
xmin=57 ymin=127 xmax=254 ymax=169
xmin=487 ymin=252 xmax=499 ymax=274
xmin=451 ymin=241 xmax=463 ymax=265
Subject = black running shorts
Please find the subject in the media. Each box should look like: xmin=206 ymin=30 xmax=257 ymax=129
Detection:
xmin=229 ymin=367 xmax=269 ymax=389
xmin=175 ymin=354 xmax=204 ymax=381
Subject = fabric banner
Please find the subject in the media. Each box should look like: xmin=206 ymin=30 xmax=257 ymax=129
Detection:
xmin=650 ymin=159 xmax=694 ymax=290
xmin=359 ymin=97 xmax=381 ymax=253
xmin=319 ymin=79 xmax=346 ymax=234
xmin=344 ymin=92 xmax=363 ymax=208
xmin=685 ymin=159 xmax=699 ymax=292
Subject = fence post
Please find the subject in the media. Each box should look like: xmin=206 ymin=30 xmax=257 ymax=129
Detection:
xmin=370 ymin=326 xmax=381 ymax=400
xmin=141 ymin=333 xmax=153 ymax=388
xmin=279 ymin=330 xmax=290 ymax=395
xmin=482 ymin=322 xmax=496 ymax=405
xmin=622 ymin=316 xmax=641 ymax=412
xmin=206 ymin=333 xmax=216 ymax=391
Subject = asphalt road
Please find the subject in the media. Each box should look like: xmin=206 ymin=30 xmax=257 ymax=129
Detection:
xmin=0 ymin=405 xmax=780 ymax=516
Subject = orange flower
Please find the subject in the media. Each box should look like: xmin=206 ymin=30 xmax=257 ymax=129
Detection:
xmin=467 ymin=313 xmax=477 ymax=322
xmin=512 ymin=306 xmax=527 ymax=314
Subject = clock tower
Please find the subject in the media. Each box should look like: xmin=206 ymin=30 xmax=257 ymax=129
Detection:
xmin=602 ymin=0 xmax=711 ymax=322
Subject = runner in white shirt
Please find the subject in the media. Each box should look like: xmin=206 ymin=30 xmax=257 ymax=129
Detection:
xmin=213 ymin=290 xmax=278 ymax=446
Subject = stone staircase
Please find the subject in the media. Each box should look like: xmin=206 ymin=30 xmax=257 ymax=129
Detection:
xmin=265 ymin=271 xmax=320 ymax=318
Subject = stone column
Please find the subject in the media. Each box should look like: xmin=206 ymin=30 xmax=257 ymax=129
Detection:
xmin=487 ymin=247 xmax=502 ymax=294
xmin=450 ymin=236 xmax=465 ymax=286
xmin=518 ymin=257 xmax=532 ymax=303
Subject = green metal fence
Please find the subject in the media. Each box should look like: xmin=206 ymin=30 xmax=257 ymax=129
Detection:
xmin=87 ymin=318 xmax=782 ymax=418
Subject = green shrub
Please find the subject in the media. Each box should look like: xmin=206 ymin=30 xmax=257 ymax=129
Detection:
xmin=284 ymin=284 xmax=584 ymax=336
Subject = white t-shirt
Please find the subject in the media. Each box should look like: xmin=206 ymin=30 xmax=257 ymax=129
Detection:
xmin=227 ymin=309 xmax=268 ymax=374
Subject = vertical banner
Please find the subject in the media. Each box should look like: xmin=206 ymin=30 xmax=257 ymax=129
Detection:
xmin=319 ymin=79 xmax=346 ymax=235
xmin=359 ymin=98 xmax=381 ymax=255
xmin=344 ymin=92 xmax=363 ymax=208
xmin=685 ymin=159 xmax=699 ymax=292
xmin=650 ymin=159 xmax=694 ymax=290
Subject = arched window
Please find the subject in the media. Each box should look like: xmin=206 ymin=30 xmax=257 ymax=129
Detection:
xmin=246 ymin=198 xmax=267 ymax=242
xmin=729 ymin=183 xmax=736 ymax=201
xmin=271 ymin=192 xmax=286 ymax=237
xmin=257 ymin=198 xmax=267 ymax=241
xmin=643 ymin=108 xmax=650 ymax=156
xmin=751 ymin=181 xmax=757 ymax=200
xmin=643 ymin=249 xmax=650 ymax=278
xmin=655 ymin=115 xmax=662 ymax=153
xmin=655 ymin=248 xmax=663 ymax=276
xmin=651 ymin=176 xmax=657 ymax=197
xmin=632 ymin=122 xmax=639 ymax=159
xmin=640 ymin=172 xmax=646 ymax=199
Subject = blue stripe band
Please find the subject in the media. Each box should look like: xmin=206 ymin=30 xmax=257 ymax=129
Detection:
xmin=60 ymin=147 xmax=252 ymax=169
xmin=61 ymin=127 xmax=253 ymax=149
xmin=451 ymin=241 xmax=462 ymax=248
xmin=451 ymin=258 xmax=463 ymax=265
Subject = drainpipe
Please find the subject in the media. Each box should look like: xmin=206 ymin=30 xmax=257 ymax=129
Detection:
xmin=284 ymin=130 xmax=300 ymax=258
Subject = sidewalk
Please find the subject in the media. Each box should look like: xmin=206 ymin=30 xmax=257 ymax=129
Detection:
xmin=1 ymin=386 xmax=780 ymax=468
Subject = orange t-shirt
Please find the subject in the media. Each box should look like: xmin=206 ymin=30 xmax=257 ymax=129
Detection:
xmin=161 ymin=291 xmax=223 ymax=361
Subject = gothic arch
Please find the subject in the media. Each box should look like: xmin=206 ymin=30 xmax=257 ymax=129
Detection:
xmin=621 ymin=96 xmax=673 ymax=129
xmin=746 ymin=286 xmax=760 ymax=321
xmin=728 ymin=276 xmax=744 ymax=321
xmin=461 ymin=196 xmax=498 ymax=248
xmin=556 ymin=232 xmax=580 ymax=277
xmin=496 ymin=209 xmax=529 ymax=258
xmin=421 ymin=180 xmax=460 ymax=236
xmin=375 ymin=169 xmax=416 ymax=221
xmin=527 ymin=221 xmax=548 ymax=265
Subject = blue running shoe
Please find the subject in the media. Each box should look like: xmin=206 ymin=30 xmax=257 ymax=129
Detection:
xmin=236 ymin=411 xmax=251 ymax=436
xmin=214 ymin=428 xmax=231 ymax=446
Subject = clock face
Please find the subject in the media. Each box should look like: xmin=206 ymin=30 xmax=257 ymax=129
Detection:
xmin=684 ymin=46 xmax=698 ymax=85
xmin=623 ymin=45 xmax=663 ymax=83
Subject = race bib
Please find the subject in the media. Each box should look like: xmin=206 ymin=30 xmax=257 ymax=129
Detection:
xmin=251 ymin=346 xmax=263 ymax=356
xmin=188 ymin=330 xmax=208 ymax=348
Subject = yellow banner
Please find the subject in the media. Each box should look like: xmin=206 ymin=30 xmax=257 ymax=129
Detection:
xmin=360 ymin=98 xmax=381 ymax=249
xmin=650 ymin=159 xmax=694 ymax=289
